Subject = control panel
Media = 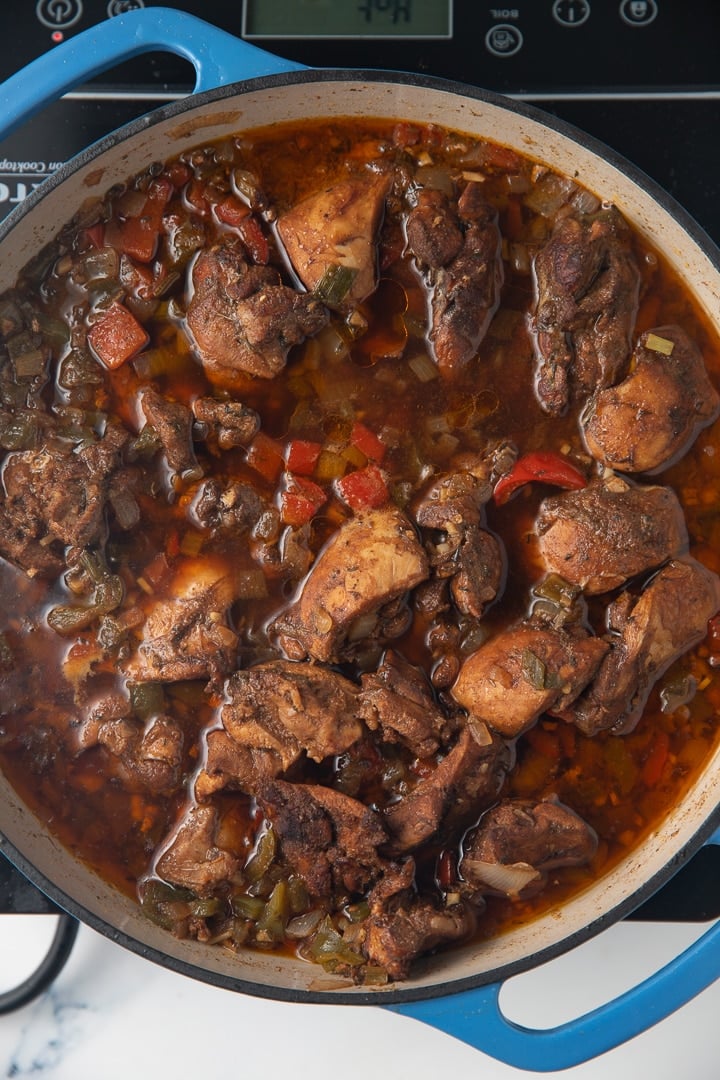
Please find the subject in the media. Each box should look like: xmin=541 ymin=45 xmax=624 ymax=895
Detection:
xmin=2 ymin=0 xmax=719 ymax=95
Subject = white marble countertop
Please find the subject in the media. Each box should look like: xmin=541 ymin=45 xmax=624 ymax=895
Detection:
xmin=2 ymin=913 xmax=719 ymax=1079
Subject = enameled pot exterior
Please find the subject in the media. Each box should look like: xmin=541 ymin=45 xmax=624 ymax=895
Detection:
xmin=0 ymin=12 xmax=719 ymax=1064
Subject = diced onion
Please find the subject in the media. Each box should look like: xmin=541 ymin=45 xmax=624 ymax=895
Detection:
xmin=408 ymin=352 xmax=439 ymax=383
xmin=461 ymin=858 xmax=542 ymax=897
xmin=571 ymin=188 xmax=602 ymax=215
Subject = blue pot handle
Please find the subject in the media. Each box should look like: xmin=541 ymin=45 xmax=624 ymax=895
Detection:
xmin=0 ymin=7 xmax=305 ymax=143
xmin=390 ymin=828 xmax=720 ymax=1070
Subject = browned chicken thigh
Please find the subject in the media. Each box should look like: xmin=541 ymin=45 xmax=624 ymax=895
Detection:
xmin=532 ymin=208 xmax=640 ymax=414
xmin=583 ymin=324 xmax=720 ymax=473
xmin=536 ymin=476 xmax=687 ymax=594
xmin=565 ymin=559 xmax=720 ymax=735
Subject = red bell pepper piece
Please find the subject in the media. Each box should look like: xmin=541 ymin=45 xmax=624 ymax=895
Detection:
xmin=336 ymin=464 xmax=389 ymax=511
xmin=104 ymin=178 xmax=173 ymax=263
xmin=493 ymin=450 xmax=587 ymax=505
xmin=281 ymin=475 xmax=327 ymax=527
xmin=350 ymin=420 xmax=386 ymax=463
xmin=87 ymin=302 xmax=149 ymax=369
xmin=246 ymin=431 xmax=284 ymax=483
xmin=285 ymin=439 xmax=323 ymax=476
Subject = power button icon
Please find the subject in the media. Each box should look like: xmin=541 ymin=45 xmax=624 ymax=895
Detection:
xmin=36 ymin=0 xmax=83 ymax=29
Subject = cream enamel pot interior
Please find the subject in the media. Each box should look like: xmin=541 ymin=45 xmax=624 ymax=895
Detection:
xmin=0 ymin=9 xmax=719 ymax=1069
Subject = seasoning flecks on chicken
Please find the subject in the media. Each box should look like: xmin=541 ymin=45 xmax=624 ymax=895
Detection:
xmin=362 ymin=888 xmax=478 ymax=982
xmin=191 ymin=396 xmax=261 ymax=450
xmin=451 ymin=619 xmax=609 ymax=738
xmin=536 ymin=476 xmax=688 ymax=595
xmin=532 ymin=208 xmax=641 ymax=415
xmin=271 ymin=505 xmax=429 ymax=663
xmin=255 ymin=778 xmax=388 ymax=899
xmin=276 ymin=172 xmax=391 ymax=309
xmin=122 ymin=555 xmax=238 ymax=684
xmin=219 ymin=659 xmax=364 ymax=772
xmin=139 ymin=386 xmax=199 ymax=478
xmin=194 ymin=728 xmax=280 ymax=800
xmin=0 ymin=425 xmax=128 ymax=578
xmin=404 ymin=187 xmax=464 ymax=269
xmin=406 ymin=181 xmax=503 ymax=378
xmin=99 ymin=714 xmax=184 ymax=794
xmin=358 ymin=649 xmax=450 ymax=758
xmin=383 ymin=722 xmax=512 ymax=854
xmin=564 ymin=559 xmax=720 ymax=736
xmin=460 ymin=798 xmax=598 ymax=898
xmin=191 ymin=477 xmax=267 ymax=538
xmin=582 ymin=325 xmax=720 ymax=474
xmin=154 ymin=804 xmax=240 ymax=895
xmin=76 ymin=693 xmax=185 ymax=794
xmin=411 ymin=457 xmax=504 ymax=619
xmin=185 ymin=237 xmax=329 ymax=382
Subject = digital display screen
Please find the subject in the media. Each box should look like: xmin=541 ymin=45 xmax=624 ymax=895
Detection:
xmin=242 ymin=0 xmax=452 ymax=39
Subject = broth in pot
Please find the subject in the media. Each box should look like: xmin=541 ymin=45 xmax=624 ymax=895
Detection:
xmin=1 ymin=116 xmax=719 ymax=985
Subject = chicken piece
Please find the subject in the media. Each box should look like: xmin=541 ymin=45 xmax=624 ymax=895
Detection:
xmin=362 ymin=893 xmax=478 ymax=982
xmin=405 ymin=187 xmax=464 ymax=269
xmin=96 ymin=714 xmax=184 ymax=794
xmin=185 ymin=238 xmax=329 ymax=382
xmin=276 ymin=173 xmax=390 ymax=308
xmin=272 ymin=506 xmax=429 ymax=663
xmin=255 ymin=779 xmax=388 ymax=898
xmin=302 ymin=784 xmax=389 ymax=894
xmin=0 ymin=425 xmax=126 ymax=577
xmin=191 ymin=477 xmax=266 ymax=535
xmin=139 ymin=386 xmax=198 ymax=477
xmin=536 ymin=476 xmax=688 ymax=595
xmin=407 ymin=181 xmax=503 ymax=378
xmin=565 ymin=558 xmax=720 ymax=736
xmin=76 ymin=693 xmax=185 ymax=794
xmin=123 ymin=555 xmax=238 ymax=683
xmin=194 ymin=729 xmax=281 ymax=800
xmin=460 ymin=797 xmax=598 ymax=898
xmin=220 ymin=660 xmax=364 ymax=771
xmin=191 ymin=397 xmax=260 ymax=450
xmin=532 ymin=208 xmax=640 ymax=415
xmin=582 ymin=325 xmax=720 ymax=473
xmin=451 ymin=620 xmax=609 ymax=738
xmin=383 ymin=722 xmax=511 ymax=853
xmin=155 ymin=804 xmax=239 ymax=895
xmin=358 ymin=650 xmax=449 ymax=758
xmin=411 ymin=457 xmax=504 ymax=619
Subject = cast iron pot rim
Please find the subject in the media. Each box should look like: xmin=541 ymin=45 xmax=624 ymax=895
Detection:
xmin=1 ymin=66 xmax=720 ymax=1006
